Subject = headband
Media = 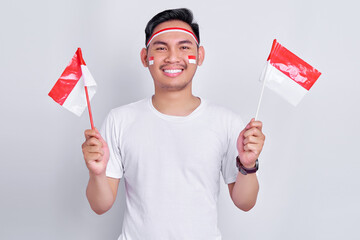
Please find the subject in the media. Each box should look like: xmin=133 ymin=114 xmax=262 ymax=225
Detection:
xmin=146 ymin=27 xmax=199 ymax=47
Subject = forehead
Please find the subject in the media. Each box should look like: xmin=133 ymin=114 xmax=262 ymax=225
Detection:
xmin=152 ymin=20 xmax=194 ymax=33
xmin=150 ymin=20 xmax=196 ymax=44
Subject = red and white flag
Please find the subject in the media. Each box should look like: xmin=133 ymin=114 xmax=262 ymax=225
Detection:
xmin=188 ymin=55 xmax=196 ymax=64
xmin=49 ymin=48 xmax=97 ymax=116
xmin=260 ymin=39 xmax=321 ymax=106
xmin=149 ymin=56 xmax=154 ymax=65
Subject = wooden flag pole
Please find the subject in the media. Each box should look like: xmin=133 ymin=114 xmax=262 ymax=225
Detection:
xmin=84 ymin=86 xmax=95 ymax=130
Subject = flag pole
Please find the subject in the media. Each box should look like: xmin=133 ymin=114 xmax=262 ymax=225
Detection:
xmin=84 ymin=86 xmax=95 ymax=130
xmin=255 ymin=67 xmax=268 ymax=121
xmin=78 ymin=48 xmax=95 ymax=130
xmin=255 ymin=77 xmax=266 ymax=120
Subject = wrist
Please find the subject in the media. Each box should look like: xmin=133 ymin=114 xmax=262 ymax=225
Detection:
xmin=236 ymin=156 xmax=259 ymax=175
xmin=243 ymin=162 xmax=256 ymax=169
xmin=237 ymin=156 xmax=256 ymax=169
xmin=89 ymin=171 xmax=107 ymax=179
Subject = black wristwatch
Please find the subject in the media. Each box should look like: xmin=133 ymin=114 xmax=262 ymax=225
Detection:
xmin=236 ymin=156 xmax=259 ymax=175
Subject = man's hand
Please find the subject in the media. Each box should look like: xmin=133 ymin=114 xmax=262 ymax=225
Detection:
xmin=237 ymin=118 xmax=265 ymax=168
xmin=82 ymin=128 xmax=110 ymax=176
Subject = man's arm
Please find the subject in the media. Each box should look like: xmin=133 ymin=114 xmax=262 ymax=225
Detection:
xmin=82 ymin=129 xmax=119 ymax=215
xmin=228 ymin=118 xmax=264 ymax=211
xmin=86 ymin=175 xmax=120 ymax=215
xmin=228 ymin=174 xmax=259 ymax=211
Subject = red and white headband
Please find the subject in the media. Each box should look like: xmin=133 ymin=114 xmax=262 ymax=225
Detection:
xmin=146 ymin=27 xmax=199 ymax=47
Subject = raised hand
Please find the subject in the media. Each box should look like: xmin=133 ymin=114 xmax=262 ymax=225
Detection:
xmin=82 ymin=128 xmax=110 ymax=176
xmin=236 ymin=118 xmax=265 ymax=168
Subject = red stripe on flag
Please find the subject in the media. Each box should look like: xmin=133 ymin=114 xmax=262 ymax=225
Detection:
xmin=188 ymin=55 xmax=196 ymax=59
xmin=267 ymin=39 xmax=321 ymax=91
xmin=149 ymin=56 xmax=154 ymax=60
xmin=48 ymin=51 xmax=82 ymax=105
xmin=77 ymin=48 xmax=86 ymax=66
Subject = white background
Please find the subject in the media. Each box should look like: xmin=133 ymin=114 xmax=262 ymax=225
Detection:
xmin=1 ymin=0 xmax=359 ymax=239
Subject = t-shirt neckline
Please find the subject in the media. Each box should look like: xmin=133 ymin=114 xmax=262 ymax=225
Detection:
xmin=148 ymin=96 xmax=206 ymax=122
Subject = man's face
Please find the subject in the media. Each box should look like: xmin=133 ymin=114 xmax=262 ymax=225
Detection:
xmin=141 ymin=20 xmax=205 ymax=92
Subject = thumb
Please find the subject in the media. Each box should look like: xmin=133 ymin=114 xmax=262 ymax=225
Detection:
xmin=245 ymin=118 xmax=255 ymax=130
xmin=237 ymin=128 xmax=245 ymax=152
xmin=94 ymin=128 xmax=108 ymax=148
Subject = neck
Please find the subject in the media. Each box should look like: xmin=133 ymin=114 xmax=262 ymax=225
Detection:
xmin=152 ymin=88 xmax=201 ymax=116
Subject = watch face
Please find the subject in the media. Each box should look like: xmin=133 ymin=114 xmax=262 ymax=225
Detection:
xmin=236 ymin=157 xmax=247 ymax=175
xmin=254 ymin=159 xmax=259 ymax=170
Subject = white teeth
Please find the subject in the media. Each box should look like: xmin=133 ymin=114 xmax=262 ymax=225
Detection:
xmin=164 ymin=69 xmax=182 ymax=73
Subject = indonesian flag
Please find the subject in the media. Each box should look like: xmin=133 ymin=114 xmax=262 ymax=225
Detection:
xmin=260 ymin=39 xmax=321 ymax=106
xmin=188 ymin=55 xmax=196 ymax=64
xmin=149 ymin=56 xmax=154 ymax=65
xmin=49 ymin=48 xmax=97 ymax=116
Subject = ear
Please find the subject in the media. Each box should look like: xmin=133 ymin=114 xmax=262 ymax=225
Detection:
xmin=140 ymin=48 xmax=149 ymax=67
xmin=197 ymin=46 xmax=205 ymax=66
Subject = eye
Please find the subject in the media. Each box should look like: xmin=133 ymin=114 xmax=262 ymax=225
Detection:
xmin=180 ymin=46 xmax=190 ymax=50
xmin=156 ymin=47 xmax=166 ymax=51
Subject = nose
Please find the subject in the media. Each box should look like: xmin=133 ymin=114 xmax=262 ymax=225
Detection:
xmin=164 ymin=48 xmax=180 ymax=63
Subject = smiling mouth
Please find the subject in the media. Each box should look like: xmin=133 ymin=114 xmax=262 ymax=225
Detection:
xmin=160 ymin=63 xmax=186 ymax=77
xmin=163 ymin=69 xmax=183 ymax=74
xmin=162 ymin=69 xmax=183 ymax=77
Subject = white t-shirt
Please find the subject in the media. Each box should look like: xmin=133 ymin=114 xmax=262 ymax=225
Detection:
xmin=101 ymin=97 xmax=244 ymax=240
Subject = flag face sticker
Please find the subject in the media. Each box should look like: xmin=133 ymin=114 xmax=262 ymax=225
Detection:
xmin=188 ymin=55 xmax=196 ymax=64
xmin=149 ymin=56 xmax=154 ymax=65
xmin=260 ymin=39 xmax=321 ymax=106
xmin=48 ymin=48 xmax=97 ymax=116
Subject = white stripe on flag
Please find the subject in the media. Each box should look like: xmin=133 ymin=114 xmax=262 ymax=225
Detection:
xmin=62 ymin=75 xmax=87 ymax=116
xmin=260 ymin=61 xmax=308 ymax=106
xmin=81 ymin=65 xmax=96 ymax=87
xmin=62 ymin=66 xmax=97 ymax=116
xmin=189 ymin=59 xmax=196 ymax=64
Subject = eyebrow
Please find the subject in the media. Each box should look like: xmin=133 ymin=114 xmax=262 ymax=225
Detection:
xmin=178 ymin=40 xmax=193 ymax=45
xmin=152 ymin=41 xmax=168 ymax=46
xmin=151 ymin=39 xmax=194 ymax=47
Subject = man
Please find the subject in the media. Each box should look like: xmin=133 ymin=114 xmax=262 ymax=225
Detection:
xmin=82 ymin=8 xmax=265 ymax=240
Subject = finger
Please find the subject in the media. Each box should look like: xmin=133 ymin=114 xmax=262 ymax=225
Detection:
xmin=94 ymin=127 xmax=100 ymax=136
xmin=237 ymin=128 xmax=245 ymax=141
xmin=244 ymin=128 xmax=263 ymax=138
xmin=236 ymin=129 xmax=245 ymax=152
xmin=243 ymin=135 xmax=259 ymax=145
xmin=249 ymin=120 xmax=263 ymax=131
xmin=84 ymin=152 xmax=103 ymax=163
xmin=84 ymin=145 xmax=104 ymax=155
xmin=94 ymin=127 xmax=108 ymax=148
xmin=245 ymin=118 xmax=255 ymax=129
xmin=84 ymin=129 xmax=98 ymax=140
xmin=243 ymin=143 xmax=260 ymax=155
xmin=86 ymin=137 xmax=102 ymax=147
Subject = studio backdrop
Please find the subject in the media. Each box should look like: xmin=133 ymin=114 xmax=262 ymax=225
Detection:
xmin=1 ymin=0 xmax=359 ymax=239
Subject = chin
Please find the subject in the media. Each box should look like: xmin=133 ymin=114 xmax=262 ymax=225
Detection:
xmin=157 ymin=80 xmax=192 ymax=91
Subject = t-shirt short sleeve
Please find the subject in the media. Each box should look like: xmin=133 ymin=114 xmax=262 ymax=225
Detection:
xmin=100 ymin=110 xmax=124 ymax=179
xmin=221 ymin=113 xmax=244 ymax=184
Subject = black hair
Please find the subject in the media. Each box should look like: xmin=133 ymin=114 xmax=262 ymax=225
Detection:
xmin=145 ymin=8 xmax=200 ymax=46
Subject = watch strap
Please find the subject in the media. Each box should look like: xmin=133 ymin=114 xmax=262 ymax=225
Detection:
xmin=236 ymin=156 xmax=259 ymax=175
